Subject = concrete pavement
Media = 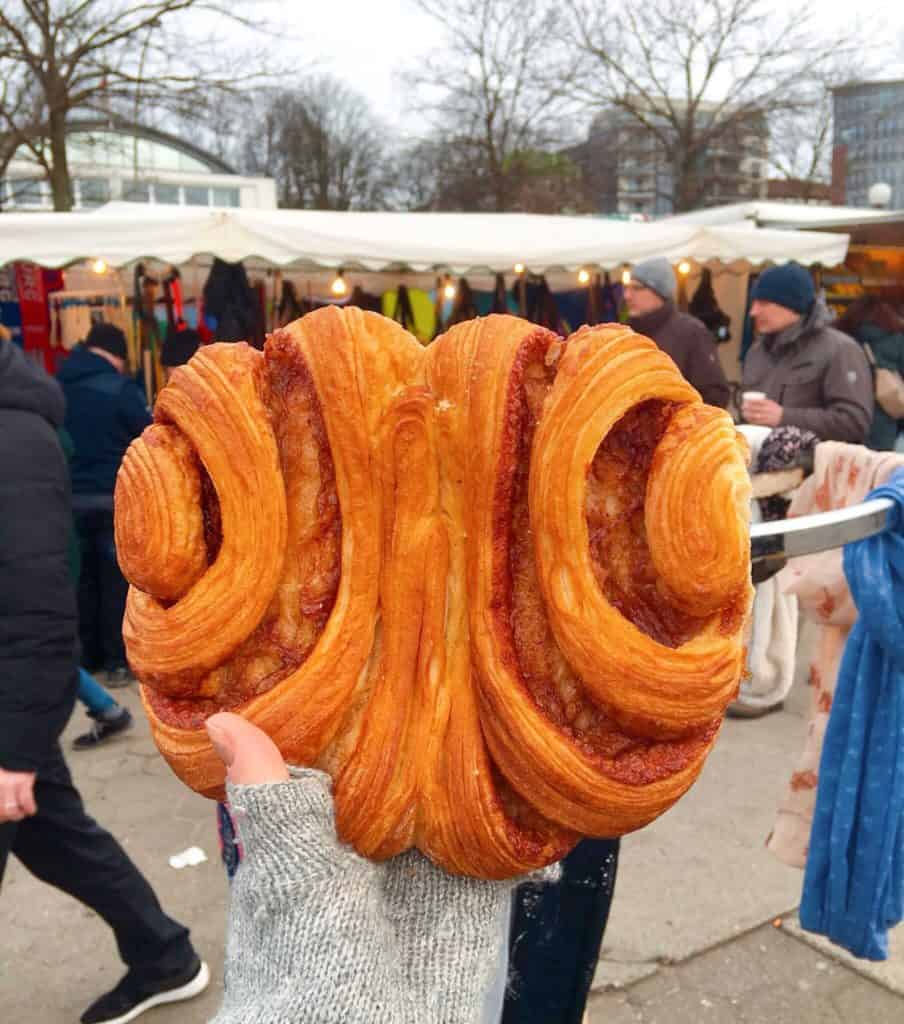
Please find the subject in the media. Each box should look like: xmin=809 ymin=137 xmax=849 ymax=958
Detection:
xmin=2 ymin=641 xmax=902 ymax=1022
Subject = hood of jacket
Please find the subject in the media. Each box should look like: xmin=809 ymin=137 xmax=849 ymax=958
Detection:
xmin=762 ymin=298 xmax=834 ymax=354
xmin=56 ymin=343 xmax=120 ymax=385
xmin=0 ymin=339 xmax=65 ymax=427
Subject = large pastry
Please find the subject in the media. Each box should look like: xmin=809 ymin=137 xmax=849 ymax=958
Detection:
xmin=115 ymin=308 xmax=753 ymax=879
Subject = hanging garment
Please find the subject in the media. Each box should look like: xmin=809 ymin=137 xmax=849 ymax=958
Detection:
xmin=767 ymin=443 xmax=904 ymax=870
xmin=202 ymin=258 xmax=265 ymax=348
xmin=161 ymin=267 xmax=185 ymax=336
xmin=689 ymin=268 xmax=732 ymax=344
xmin=491 ymin=273 xmax=509 ymax=314
xmin=381 ymin=286 xmax=435 ymax=343
xmin=348 ymin=285 xmax=382 ymax=313
xmin=446 ymin=278 xmax=479 ymax=328
xmin=799 ymin=468 xmax=904 ymax=960
xmin=551 ymin=289 xmax=585 ymax=335
xmin=523 ymin=277 xmax=562 ymax=333
xmin=277 ymin=280 xmax=308 ymax=326
xmin=734 ymin=426 xmax=800 ymax=713
xmin=0 ymin=266 xmax=23 ymax=348
xmin=599 ymin=273 xmax=622 ymax=324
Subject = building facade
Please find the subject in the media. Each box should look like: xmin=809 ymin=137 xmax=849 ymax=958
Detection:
xmin=832 ymin=79 xmax=904 ymax=209
xmin=571 ymin=103 xmax=768 ymax=218
xmin=1 ymin=117 xmax=276 ymax=211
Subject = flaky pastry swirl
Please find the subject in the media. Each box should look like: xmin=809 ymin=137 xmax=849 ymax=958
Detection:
xmin=115 ymin=308 xmax=753 ymax=879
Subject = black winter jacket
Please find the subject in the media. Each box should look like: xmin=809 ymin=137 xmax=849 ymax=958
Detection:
xmin=0 ymin=341 xmax=78 ymax=771
xmin=57 ymin=345 xmax=151 ymax=496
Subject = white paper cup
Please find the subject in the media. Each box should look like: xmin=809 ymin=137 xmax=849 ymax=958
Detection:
xmin=742 ymin=391 xmax=766 ymax=404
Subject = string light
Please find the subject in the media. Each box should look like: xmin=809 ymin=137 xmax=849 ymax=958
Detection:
xmin=577 ymin=268 xmax=591 ymax=285
xmin=514 ymin=262 xmax=525 ymax=275
xmin=443 ymin=280 xmax=456 ymax=300
xmin=330 ymin=270 xmax=347 ymax=297
xmin=678 ymin=260 xmax=692 ymax=276
xmin=92 ymin=259 xmax=108 ymax=274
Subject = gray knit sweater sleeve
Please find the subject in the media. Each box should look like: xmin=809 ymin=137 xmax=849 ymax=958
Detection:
xmin=212 ymin=770 xmax=516 ymax=1024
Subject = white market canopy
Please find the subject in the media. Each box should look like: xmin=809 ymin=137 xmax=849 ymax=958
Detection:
xmin=0 ymin=202 xmax=850 ymax=273
xmin=666 ymin=200 xmax=900 ymax=231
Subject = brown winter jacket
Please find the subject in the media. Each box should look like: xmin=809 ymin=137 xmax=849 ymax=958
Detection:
xmin=629 ymin=301 xmax=730 ymax=408
xmin=741 ymin=301 xmax=873 ymax=443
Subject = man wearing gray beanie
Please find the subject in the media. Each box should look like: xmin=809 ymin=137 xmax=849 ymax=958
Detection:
xmin=741 ymin=262 xmax=872 ymax=442
xmin=625 ymin=257 xmax=730 ymax=407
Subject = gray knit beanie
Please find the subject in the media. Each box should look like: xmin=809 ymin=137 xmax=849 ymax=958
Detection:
xmin=630 ymin=258 xmax=677 ymax=301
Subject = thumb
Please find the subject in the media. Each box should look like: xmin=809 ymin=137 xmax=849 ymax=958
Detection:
xmin=206 ymin=712 xmax=290 ymax=787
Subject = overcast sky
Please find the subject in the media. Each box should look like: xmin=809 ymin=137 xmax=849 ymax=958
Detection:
xmin=251 ymin=0 xmax=904 ymax=129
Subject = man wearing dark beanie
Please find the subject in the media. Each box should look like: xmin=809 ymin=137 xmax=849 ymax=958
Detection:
xmin=57 ymin=321 xmax=152 ymax=685
xmin=741 ymin=263 xmax=872 ymax=442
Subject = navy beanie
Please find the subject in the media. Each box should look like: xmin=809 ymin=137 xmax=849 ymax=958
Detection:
xmin=85 ymin=321 xmax=128 ymax=360
xmin=750 ymin=262 xmax=815 ymax=315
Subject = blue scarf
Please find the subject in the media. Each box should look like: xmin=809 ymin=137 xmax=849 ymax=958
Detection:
xmin=800 ymin=469 xmax=904 ymax=960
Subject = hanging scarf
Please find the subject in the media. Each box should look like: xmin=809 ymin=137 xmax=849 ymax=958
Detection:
xmin=799 ymin=469 xmax=904 ymax=959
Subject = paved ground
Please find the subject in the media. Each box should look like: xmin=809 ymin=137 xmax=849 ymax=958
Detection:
xmin=2 ymin=622 xmax=902 ymax=1022
xmin=588 ymin=924 xmax=904 ymax=1024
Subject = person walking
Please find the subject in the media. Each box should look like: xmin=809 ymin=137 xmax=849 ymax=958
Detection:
xmin=57 ymin=426 xmax=134 ymax=749
xmin=624 ymin=257 xmax=730 ymax=408
xmin=836 ymin=295 xmax=904 ymax=451
xmin=741 ymin=263 xmax=872 ymax=443
xmin=57 ymin=323 xmax=152 ymax=685
xmin=0 ymin=335 xmax=208 ymax=1023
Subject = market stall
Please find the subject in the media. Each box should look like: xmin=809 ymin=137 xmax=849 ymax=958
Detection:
xmin=0 ymin=202 xmax=850 ymax=394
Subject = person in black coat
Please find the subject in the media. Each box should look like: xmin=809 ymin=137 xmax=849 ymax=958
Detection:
xmin=0 ymin=338 xmax=208 ymax=1024
xmin=57 ymin=323 xmax=152 ymax=683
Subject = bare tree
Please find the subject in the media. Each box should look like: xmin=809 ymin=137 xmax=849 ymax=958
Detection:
xmin=565 ymin=0 xmax=847 ymax=212
xmin=768 ymin=88 xmax=833 ymax=200
xmin=241 ymin=76 xmax=391 ymax=210
xmin=405 ymin=0 xmax=582 ymax=212
xmin=0 ymin=0 xmax=277 ymax=211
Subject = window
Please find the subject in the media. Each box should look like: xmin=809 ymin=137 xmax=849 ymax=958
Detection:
xmin=212 ymin=186 xmax=239 ymax=207
xmin=124 ymin=180 xmax=151 ymax=202
xmin=184 ymin=185 xmax=210 ymax=206
xmin=76 ymin=177 xmax=110 ymax=207
xmin=154 ymin=183 xmax=180 ymax=204
xmin=5 ymin=177 xmax=45 ymax=206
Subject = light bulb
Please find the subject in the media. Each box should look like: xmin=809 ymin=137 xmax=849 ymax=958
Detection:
xmin=330 ymin=273 xmax=347 ymax=297
xmin=621 ymin=269 xmax=631 ymax=286
xmin=678 ymin=260 xmax=692 ymax=276
xmin=514 ymin=262 xmax=525 ymax=275
xmin=92 ymin=259 xmax=108 ymax=274
xmin=443 ymin=282 xmax=456 ymax=300
xmin=578 ymin=268 xmax=591 ymax=285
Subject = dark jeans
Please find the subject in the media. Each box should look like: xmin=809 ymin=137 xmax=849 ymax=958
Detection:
xmin=0 ymin=741 xmax=194 ymax=981
xmin=74 ymin=505 xmax=128 ymax=673
xmin=502 ymin=838 xmax=621 ymax=1024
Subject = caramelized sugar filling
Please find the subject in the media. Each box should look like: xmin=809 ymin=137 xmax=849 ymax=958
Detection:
xmin=199 ymin=465 xmax=222 ymax=563
xmin=492 ymin=764 xmax=577 ymax=858
xmin=507 ymin=378 xmax=714 ymax=783
xmin=147 ymin=339 xmax=341 ymax=730
xmin=587 ymin=400 xmax=707 ymax=649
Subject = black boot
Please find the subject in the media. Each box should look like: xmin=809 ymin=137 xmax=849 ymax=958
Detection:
xmin=72 ymin=705 xmax=134 ymax=750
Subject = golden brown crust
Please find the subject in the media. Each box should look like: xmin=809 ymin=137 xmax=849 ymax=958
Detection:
xmin=116 ymin=310 xmax=752 ymax=877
